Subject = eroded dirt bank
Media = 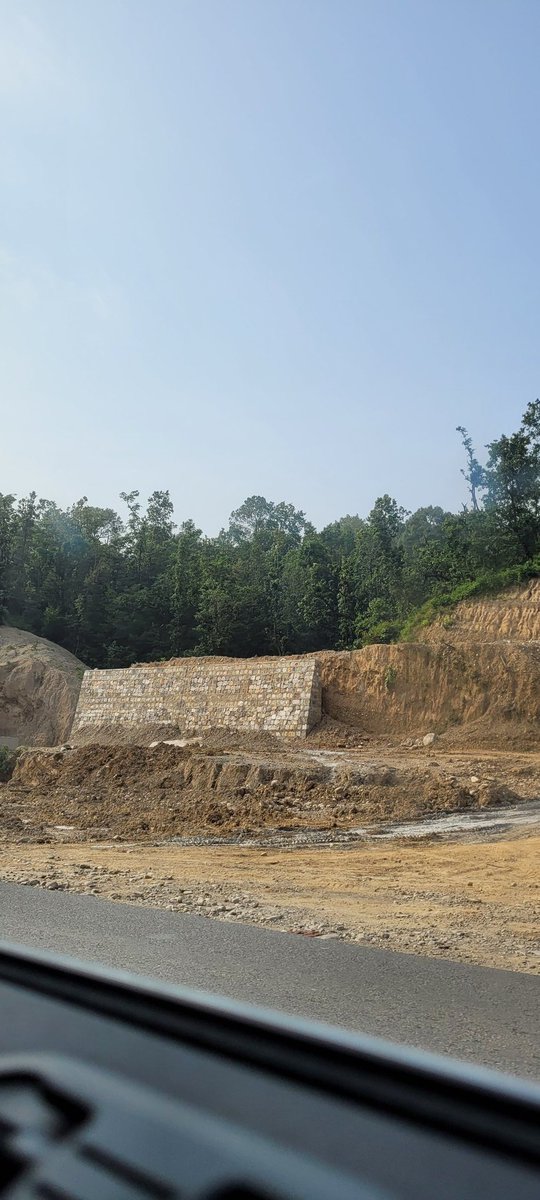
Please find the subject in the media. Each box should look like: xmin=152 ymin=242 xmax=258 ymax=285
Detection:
xmin=0 ymin=626 xmax=84 ymax=746
xmin=314 ymin=641 xmax=540 ymax=749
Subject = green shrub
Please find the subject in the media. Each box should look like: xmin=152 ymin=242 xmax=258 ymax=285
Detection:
xmin=384 ymin=665 xmax=398 ymax=692
xmin=355 ymin=617 xmax=402 ymax=648
xmin=399 ymin=559 xmax=540 ymax=642
xmin=0 ymin=747 xmax=15 ymax=781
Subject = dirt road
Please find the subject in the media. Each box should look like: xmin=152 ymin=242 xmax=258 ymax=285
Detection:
xmin=1 ymin=828 xmax=538 ymax=975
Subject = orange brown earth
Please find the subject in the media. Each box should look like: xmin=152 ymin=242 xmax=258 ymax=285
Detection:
xmin=0 ymin=832 xmax=538 ymax=975
xmin=3 ymin=738 xmax=540 ymax=842
xmin=0 ymin=581 xmax=538 ymax=975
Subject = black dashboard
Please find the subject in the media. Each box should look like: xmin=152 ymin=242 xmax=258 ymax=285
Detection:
xmin=0 ymin=942 xmax=538 ymax=1199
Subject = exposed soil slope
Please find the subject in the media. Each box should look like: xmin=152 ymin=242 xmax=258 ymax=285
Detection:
xmin=316 ymin=641 xmax=540 ymax=748
xmin=311 ymin=579 xmax=540 ymax=749
xmin=422 ymin=578 xmax=540 ymax=643
xmin=0 ymin=627 xmax=84 ymax=747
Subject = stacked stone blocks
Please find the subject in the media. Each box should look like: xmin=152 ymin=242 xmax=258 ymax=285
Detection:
xmin=71 ymin=657 xmax=321 ymax=740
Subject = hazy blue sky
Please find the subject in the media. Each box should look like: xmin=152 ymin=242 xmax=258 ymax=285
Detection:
xmin=1 ymin=0 xmax=539 ymax=532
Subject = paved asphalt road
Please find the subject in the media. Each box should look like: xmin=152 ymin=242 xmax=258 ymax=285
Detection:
xmin=1 ymin=881 xmax=538 ymax=1079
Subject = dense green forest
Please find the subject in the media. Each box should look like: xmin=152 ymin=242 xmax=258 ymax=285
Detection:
xmin=1 ymin=404 xmax=539 ymax=667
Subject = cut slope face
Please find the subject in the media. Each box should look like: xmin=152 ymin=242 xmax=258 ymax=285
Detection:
xmin=422 ymin=579 xmax=540 ymax=643
xmin=0 ymin=626 xmax=84 ymax=747
xmin=316 ymin=641 xmax=539 ymax=748
xmin=315 ymin=578 xmax=540 ymax=749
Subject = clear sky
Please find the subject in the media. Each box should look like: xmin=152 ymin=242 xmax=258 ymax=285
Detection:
xmin=1 ymin=0 xmax=539 ymax=533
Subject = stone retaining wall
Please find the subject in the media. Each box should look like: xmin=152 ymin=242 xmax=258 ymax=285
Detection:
xmin=71 ymin=657 xmax=321 ymax=741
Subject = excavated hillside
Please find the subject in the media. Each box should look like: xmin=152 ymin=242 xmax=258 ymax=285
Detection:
xmin=315 ymin=641 xmax=539 ymax=749
xmin=0 ymin=627 xmax=84 ymax=747
xmin=313 ymin=579 xmax=540 ymax=750
xmin=3 ymin=580 xmax=537 ymax=755
xmin=65 ymin=580 xmax=540 ymax=753
xmin=421 ymin=579 xmax=540 ymax=643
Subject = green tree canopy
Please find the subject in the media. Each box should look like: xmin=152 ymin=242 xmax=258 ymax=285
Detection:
xmin=0 ymin=405 xmax=538 ymax=664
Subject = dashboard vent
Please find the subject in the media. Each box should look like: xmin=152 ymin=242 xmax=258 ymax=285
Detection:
xmin=0 ymin=1055 xmax=375 ymax=1200
xmin=0 ymin=1076 xmax=87 ymax=1196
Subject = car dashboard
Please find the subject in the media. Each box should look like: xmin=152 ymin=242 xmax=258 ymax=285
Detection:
xmin=0 ymin=942 xmax=538 ymax=1199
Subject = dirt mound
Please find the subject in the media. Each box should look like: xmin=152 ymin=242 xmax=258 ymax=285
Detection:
xmin=72 ymin=720 xmax=287 ymax=754
xmin=4 ymin=740 xmax=536 ymax=842
xmin=71 ymin=721 xmax=185 ymax=747
xmin=0 ymin=627 xmax=84 ymax=747
xmin=306 ymin=715 xmax=373 ymax=747
xmin=421 ymin=579 xmax=540 ymax=643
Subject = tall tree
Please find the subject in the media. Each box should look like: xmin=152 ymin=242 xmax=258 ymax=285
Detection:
xmin=484 ymin=401 xmax=540 ymax=559
xmin=0 ymin=494 xmax=15 ymax=615
xmin=227 ymin=495 xmax=307 ymax=546
xmin=456 ymin=426 xmax=485 ymax=511
xmin=170 ymin=520 xmax=203 ymax=654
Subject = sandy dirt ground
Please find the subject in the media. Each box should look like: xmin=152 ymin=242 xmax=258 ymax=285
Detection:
xmin=2 ymin=733 xmax=538 ymax=977
xmin=1 ymin=830 xmax=538 ymax=975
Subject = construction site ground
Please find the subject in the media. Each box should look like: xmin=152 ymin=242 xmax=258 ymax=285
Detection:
xmin=1 ymin=733 xmax=539 ymax=977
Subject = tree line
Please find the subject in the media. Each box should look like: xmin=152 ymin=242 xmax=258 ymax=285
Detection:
xmin=1 ymin=403 xmax=539 ymax=667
